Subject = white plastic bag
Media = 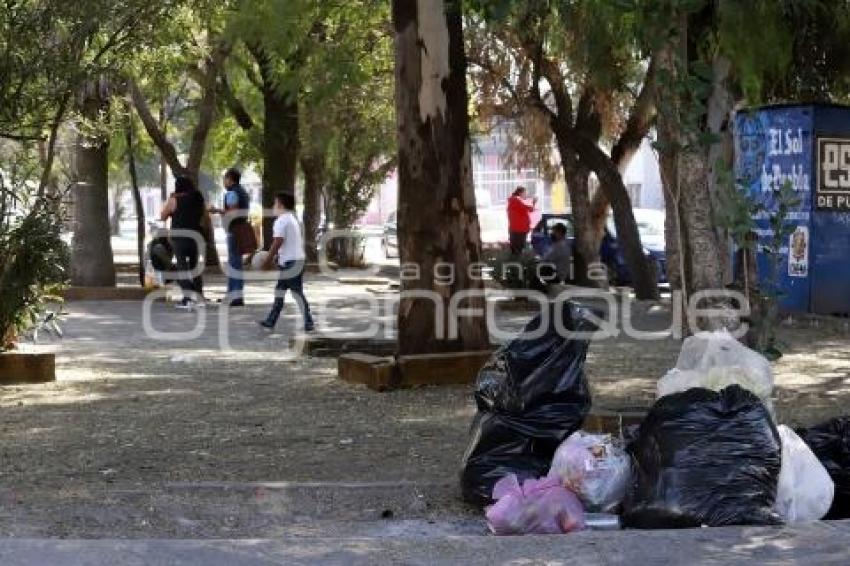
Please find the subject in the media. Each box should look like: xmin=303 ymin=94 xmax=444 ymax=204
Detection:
xmin=549 ymin=431 xmax=631 ymax=512
xmin=776 ymin=425 xmax=834 ymax=523
xmin=657 ymin=330 xmax=773 ymax=402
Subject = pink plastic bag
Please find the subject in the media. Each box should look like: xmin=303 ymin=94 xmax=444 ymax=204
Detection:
xmin=485 ymin=474 xmax=585 ymax=535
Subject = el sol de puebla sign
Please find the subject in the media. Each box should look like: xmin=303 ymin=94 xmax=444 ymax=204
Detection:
xmin=817 ymin=138 xmax=850 ymax=210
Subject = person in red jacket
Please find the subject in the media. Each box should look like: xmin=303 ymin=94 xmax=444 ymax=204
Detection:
xmin=506 ymin=186 xmax=537 ymax=254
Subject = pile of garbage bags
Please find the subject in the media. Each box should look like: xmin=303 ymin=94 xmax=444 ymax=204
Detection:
xmin=622 ymin=385 xmax=783 ymax=528
xmin=460 ymin=321 xmax=847 ymax=536
xmin=459 ymin=301 xmax=596 ymax=507
xmin=798 ymin=418 xmax=850 ymax=519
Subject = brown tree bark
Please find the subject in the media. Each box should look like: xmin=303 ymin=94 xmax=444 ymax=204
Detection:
xmin=570 ymin=131 xmax=659 ymax=299
xmin=392 ymin=0 xmax=489 ymax=355
xmin=557 ymin=90 xmax=603 ymax=286
xmin=126 ymin=115 xmax=146 ymax=286
xmin=300 ymin=154 xmax=324 ymax=264
xmin=250 ymin=45 xmax=300 ymax=249
xmin=71 ymin=79 xmax=116 ymax=287
xmin=655 ymin=23 xmax=733 ymax=332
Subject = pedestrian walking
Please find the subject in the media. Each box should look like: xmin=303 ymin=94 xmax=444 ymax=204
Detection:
xmin=160 ymin=176 xmax=205 ymax=310
xmin=259 ymin=192 xmax=315 ymax=332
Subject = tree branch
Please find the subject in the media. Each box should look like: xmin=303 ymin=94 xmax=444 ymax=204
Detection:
xmin=0 ymin=132 xmax=46 ymax=142
xmin=129 ymin=79 xmax=185 ymax=176
xmin=219 ymin=71 xmax=254 ymax=130
xmin=186 ymin=39 xmax=231 ymax=176
xmin=612 ymin=56 xmax=658 ymax=171
xmin=37 ymin=93 xmax=70 ymax=197
xmin=590 ymin=56 xmax=659 ymax=215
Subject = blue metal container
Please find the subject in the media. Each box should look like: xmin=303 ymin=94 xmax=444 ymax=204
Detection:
xmin=735 ymin=105 xmax=814 ymax=313
xmin=811 ymin=106 xmax=850 ymax=316
xmin=735 ymin=104 xmax=850 ymax=315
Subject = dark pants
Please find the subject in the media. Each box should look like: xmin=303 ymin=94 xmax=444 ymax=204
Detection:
xmin=226 ymin=233 xmax=244 ymax=300
xmin=264 ymin=261 xmax=314 ymax=329
xmin=172 ymin=237 xmax=203 ymax=300
xmin=509 ymin=231 xmax=528 ymax=255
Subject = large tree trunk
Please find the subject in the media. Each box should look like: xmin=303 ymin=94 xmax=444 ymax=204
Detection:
xmin=71 ymin=81 xmax=115 ymax=287
xmin=393 ymin=0 xmax=489 ymax=355
xmin=261 ymin=90 xmax=299 ymax=249
xmin=300 ymin=155 xmax=324 ymax=264
xmin=252 ymin=46 xmax=300 ymax=249
xmin=656 ymin=26 xmax=733 ymax=332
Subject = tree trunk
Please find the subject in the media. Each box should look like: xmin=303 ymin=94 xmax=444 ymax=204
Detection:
xmin=261 ymin=90 xmax=299 ymax=249
xmin=706 ymin=56 xmax=735 ymax=286
xmin=158 ymin=103 xmax=168 ymax=201
xmin=571 ymin=133 xmax=658 ymax=299
xmin=558 ymin=143 xmax=598 ymax=286
xmin=658 ymin=141 xmax=684 ymax=293
xmin=588 ymin=57 xmax=658 ymax=240
xmin=71 ymin=81 xmax=115 ymax=287
xmin=126 ymin=118 xmax=146 ymax=286
xmin=110 ymin=189 xmax=122 ymax=236
xmin=393 ymin=0 xmax=489 ymax=355
xmin=655 ymin=25 xmax=734 ymax=332
xmin=253 ymin=45 xmax=300 ymax=249
xmin=300 ymin=155 xmax=324 ymax=264
xmin=550 ymin=92 xmax=604 ymax=287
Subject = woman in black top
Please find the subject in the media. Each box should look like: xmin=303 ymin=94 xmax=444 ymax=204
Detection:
xmin=161 ymin=176 xmax=206 ymax=309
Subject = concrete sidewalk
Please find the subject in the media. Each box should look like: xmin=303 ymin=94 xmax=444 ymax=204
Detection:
xmin=1 ymin=521 xmax=849 ymax=565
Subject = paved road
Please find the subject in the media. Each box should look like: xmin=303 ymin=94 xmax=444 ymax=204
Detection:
xmin=2 ymin=521 xmax=850 ymax=565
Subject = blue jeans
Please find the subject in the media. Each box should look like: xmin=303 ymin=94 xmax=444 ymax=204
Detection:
xmin=264 ymin=261 xmax=314 ymax=329
xmin=226 ymin=233 xmax=244 ymax=299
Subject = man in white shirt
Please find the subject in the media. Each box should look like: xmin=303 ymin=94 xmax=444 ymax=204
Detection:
xmin=259 ymin=192 xmax=315 ymax=331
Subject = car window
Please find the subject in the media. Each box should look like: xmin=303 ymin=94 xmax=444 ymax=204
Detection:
xmin=545 ymin=217 xmax=574 ymax=237
xmin=479 ymin=209 xmax=506 ymax=232
xmin=637 ymin=220 xmax=663 ymax=238
xmin=606 ymin=217 xmax=664 ymax=239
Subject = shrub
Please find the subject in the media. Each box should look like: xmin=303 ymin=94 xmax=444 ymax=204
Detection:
xmin=0 ymin=194 xmax=69 ymax=350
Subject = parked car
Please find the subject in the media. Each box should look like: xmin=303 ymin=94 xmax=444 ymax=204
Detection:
xmin=530 ymin=208 xmax=667 ymax=285
xmin=478 ymin=207 xmax=510 ymax=251
xmin=382 ymin=211 xmax=398 ymax=258
xmin=383 ymin=206 xmax=510 ymax=257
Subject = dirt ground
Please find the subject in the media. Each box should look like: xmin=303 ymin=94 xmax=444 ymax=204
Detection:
xmin=1 ymin=273 xmax=848 ymax=536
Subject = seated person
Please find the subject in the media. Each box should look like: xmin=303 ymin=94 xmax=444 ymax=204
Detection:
xmin=530 ymin=223 xmax=572 ymax=290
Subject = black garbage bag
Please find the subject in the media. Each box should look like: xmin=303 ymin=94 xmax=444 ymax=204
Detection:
xmin=797 ymin=417 xmax=850 ymax=519
xmin=148 ymin=235 xmax=174 ymax=272
xmin=622 ymin=385 xmax=782 ymax=528
xmin=459 ymin=301 xmax=597 ymax=507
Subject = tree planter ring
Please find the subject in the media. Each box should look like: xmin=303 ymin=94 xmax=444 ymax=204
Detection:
xmin=0 ymin=351 xmax=56 ymax=385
